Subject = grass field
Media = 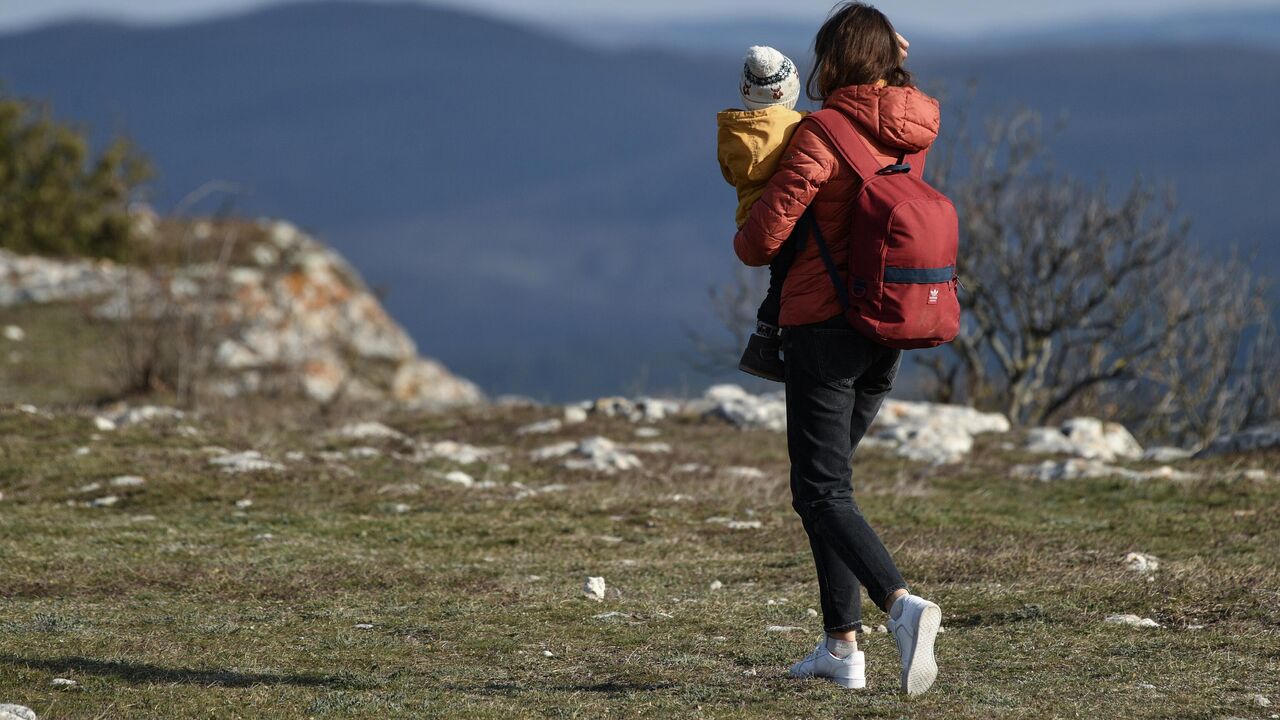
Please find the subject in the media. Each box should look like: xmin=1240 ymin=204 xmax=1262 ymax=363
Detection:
xmin=1 ymin=403 xmax=1277 ymax=719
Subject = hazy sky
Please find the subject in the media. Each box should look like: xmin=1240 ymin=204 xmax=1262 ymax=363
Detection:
xmin=0 ymin=0 xmax=1274 ymax=34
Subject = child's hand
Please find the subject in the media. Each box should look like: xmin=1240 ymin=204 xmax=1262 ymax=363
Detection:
xmin=896 ymin=32 xmax=910 ymax=61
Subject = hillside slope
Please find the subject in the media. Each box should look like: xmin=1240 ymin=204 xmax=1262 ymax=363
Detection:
xmin=0 ymin=1 xmax=1276 ymax=399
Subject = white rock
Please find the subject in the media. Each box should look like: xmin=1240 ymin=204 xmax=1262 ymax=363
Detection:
xmin=709 ymin=580 xmax=723 ymax=591
xmin=720 ymin=466 xmax=766 ymax=480
xmin=1105 ymin=613 xmax=1160 ymax=628
xmin=541 ymin=650 xmax=554 ymax=657
xmin=531 ymin=441 xmax=577 ymax=461
xmin=414 ymin=440 xmax=497 ymax=465
xmin=0 ymin=704 xmax=38 ymax=720
xmin=726 ymin=520 xmax=763 ymax=530
xmin=630 ymin=397 xmax=682 ymax=423
xmin=102 ymin=405 xmax=185 ymax=428
xmin=1243 ymin=469 xmax=1268 ymax=482
xmin=593 ymin=611 xmax=628 ymax=621
xmin=50 ymin=678 xmax=77 ymax=687
xmin=354 ymin=623 xmax=374 ymax=629
xmin=391 ymin=358 xmax=485 ymax=409
xmin=208 ymin=450 xmax=284 ymax=473
xmin=704 ymin=386 xmax=1011 ymax=464
xmin=806 ymin=608 xmax=819 ymax=618
xmin=235 ymin=499 xmax=253 ymax=509
xmin=346 ymin=446 xmax=381 ymax=459
xmin=89 ymin=495 xmax=119 ymax=508
xmin=517 ymin=418 xmax=563 ymax=435
xmin=0 ymin=248 xmax=128 ymax=307
xmin=1123 ymin=552 xmax=1160 ymax=574
xmin=628 ymin=442 xmax=672 ymax=454
xmin=1014 ymin=459 xmax=1199 ymax=482
xmin=1142 ymin=446 xmax=1193 ymax=463
xmin=1026 ymin=417 xmax=1143 ymax=462
xmin=549 ymin=437 xmax=642 ymax=474
xmin=673 ymin=464 xmax=708 ymax=474
xmin=875 ymin=421 xmax=973 ymax=465
xmin=109 ymin=475 xmax=146 ymax=488
xmin=73 ymin=446 xmax=91 ymax=456
xmin=390 ymin=503 xmax=411 ymax=514
xmin=2 ymin=325 xmax=24 ymax=342
xmin=874 ymin=624 xmax=888 ymax=633
xmin=874 ymin=400 xmax=1012 ymax=464
xmin=634 ymin=427 xmax=662 ymax=438
xmin=93 ymin=416 xmax=117 ymax=431
xmin=1255 ymin=695 xmax=1272 ymax=707
xmin=333 ymin=421 xmax=405 ymax=441
xmin=442 ymin=470 xmax=475 ymax=488
xmin=705 ymin=384 xmax=787 ymax=432
xmin=591 ymin=397 xmax=634 ymax=418
xmin=251 ymin=244 xmax=279 ymax=267
xmin=764 ymin=625 xmax=802 ymax=633
xmin=583 ymin=576 xmax=607 ymax=601
xmin=563 ymin=405 xmax=589 ymax=425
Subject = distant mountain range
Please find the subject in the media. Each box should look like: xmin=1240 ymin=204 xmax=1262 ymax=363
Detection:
xmin=1 ymin=1 xmax=1276 ymax=400
xmin=573 ymin=5 xmax=1280 ymax=58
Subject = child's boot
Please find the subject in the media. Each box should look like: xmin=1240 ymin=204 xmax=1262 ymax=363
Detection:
xmin=738 ymin=322 xmax=785 ymax=383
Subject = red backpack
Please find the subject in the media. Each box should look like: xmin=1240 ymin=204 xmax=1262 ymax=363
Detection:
xmin=802 ymin=109 xmax=960 ymax=350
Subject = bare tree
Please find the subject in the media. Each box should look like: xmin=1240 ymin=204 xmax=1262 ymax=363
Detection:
xmin=105 ymin=183 xmax=246 ymax=406
xmin=924 ymin=108 xmax=1278 ymax=446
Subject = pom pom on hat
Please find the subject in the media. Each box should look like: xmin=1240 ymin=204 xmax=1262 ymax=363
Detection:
xmin=746 ymin=45 xmax=787 ymax=77
xmin=741 ymin=45 xmax=800 ymax=110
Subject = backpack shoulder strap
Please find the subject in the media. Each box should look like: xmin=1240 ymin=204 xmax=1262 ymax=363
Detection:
xmin=799 ymin=208 xmax=851 ymax=313
xmin=804 ymin=109 xmax=887 ymax=180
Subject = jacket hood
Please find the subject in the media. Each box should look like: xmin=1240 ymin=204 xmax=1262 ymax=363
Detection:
xmin=824 ymin=85 xmax=940 ymax=153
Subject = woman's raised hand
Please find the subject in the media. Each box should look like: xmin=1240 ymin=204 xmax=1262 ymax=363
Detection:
xmin=896 ymin=32 xmax=910 ymax=61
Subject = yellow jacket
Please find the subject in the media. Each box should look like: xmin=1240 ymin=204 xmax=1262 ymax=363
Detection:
xmin=717 ymin=105 xmax=807 ymax=228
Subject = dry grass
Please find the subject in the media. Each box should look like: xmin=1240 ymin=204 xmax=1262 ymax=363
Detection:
xmin=1 ymin=402 xmax=1277 ymax=719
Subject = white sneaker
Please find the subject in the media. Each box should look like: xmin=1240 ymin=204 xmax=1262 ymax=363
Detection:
xmin=788 ymin=636 xmax=866 ymax=689
xmin=887 ymin=594 xmax=942 ymax=695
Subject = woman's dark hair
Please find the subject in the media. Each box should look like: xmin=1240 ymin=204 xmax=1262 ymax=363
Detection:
xmin=807 ymin=2 xmax=913 ymax=101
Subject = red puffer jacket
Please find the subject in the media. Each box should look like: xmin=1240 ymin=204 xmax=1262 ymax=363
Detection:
xmin=733 ymin=84 xmax=942 ymax=327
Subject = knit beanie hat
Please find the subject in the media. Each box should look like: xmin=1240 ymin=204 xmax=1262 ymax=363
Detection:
xmin=740 ymin=46 xmax=801 ymax=111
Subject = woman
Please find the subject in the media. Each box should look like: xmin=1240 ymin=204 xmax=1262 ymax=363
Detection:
xmin=733 ymin=2 xmax=943 ymax=695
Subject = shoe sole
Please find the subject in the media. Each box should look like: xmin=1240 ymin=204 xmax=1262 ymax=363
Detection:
xmin=830 ymin=675 xmax=866 ymax=690
xmin=789 ymin=671 xmax=867 ymax=690
xmin=902 ymin=603 xmax=941 ymax=695
xmin=737 ymin=362 xmax=785 ymax=383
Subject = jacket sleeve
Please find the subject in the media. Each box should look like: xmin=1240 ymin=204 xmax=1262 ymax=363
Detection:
xmin=733 ymin=122 xmax=838 ymax=267
xmin=717 ymin=128 xmax=746 ymax=187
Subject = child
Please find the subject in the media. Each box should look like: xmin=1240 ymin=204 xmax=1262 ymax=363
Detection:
xmin=717 ymin=46 xmax=805 ymax=382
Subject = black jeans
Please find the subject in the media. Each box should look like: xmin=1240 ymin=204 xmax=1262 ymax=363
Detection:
xmin=784 ymin=317 xmax=907 ymax=633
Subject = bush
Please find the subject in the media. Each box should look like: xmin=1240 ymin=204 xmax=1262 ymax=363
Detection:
xmin=0 ymin=94 xmax=150 ymax=259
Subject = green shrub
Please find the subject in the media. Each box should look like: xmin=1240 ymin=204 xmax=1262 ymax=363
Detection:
xmin=0 ymin=94 xmax=150 ymax=259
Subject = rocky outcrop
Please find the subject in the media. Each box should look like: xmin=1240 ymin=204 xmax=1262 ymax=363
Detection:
xmin=1 ymin=219 xmax=482 ymax=409
xmin=191 ymin=220 xmax=481 ymax=407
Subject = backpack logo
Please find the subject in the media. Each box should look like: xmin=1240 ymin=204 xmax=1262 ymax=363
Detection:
xmin=928 ymin=288 xmax=940 ymax=305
